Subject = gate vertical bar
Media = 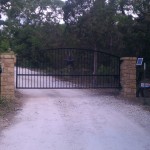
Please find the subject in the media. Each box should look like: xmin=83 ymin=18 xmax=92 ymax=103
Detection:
xmin=16 ymin=56 xmax=18 ymax=89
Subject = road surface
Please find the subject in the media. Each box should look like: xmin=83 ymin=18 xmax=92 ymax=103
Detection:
xmin=0 ymin=89 xmax=150 ymax=150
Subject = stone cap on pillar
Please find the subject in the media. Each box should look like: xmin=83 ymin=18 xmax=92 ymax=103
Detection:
xmin=120 ymin=57 xmax=137 ymax=61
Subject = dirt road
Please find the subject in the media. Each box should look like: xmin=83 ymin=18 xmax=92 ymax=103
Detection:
xmin=0 ymin=89 xmax=150 ymax=150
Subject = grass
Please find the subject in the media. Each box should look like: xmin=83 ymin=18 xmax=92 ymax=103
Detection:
xmin=0 ymin=96 xmax=18 ymax=117
xmin=0 ymin=92 xmax=23 ymax=131
xmin=0 ymin=96 xmax=10 ymax=107
xmin=0 ymin=92 xmax=23 ymax=117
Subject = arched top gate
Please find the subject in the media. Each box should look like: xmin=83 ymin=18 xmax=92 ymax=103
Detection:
xmin=16 ymin=48 xmax=120 ymax=89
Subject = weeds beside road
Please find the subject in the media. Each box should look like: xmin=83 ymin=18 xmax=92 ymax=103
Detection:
xmin=0 ymin=91 xmax=22 ymax=131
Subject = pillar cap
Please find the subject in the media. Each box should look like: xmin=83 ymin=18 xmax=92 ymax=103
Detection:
xmin=120 ymin=57 xmax=137 ymax=61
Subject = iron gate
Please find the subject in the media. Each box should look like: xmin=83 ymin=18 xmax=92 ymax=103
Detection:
xmin=16 ymin=48 xmax=120 ymax=89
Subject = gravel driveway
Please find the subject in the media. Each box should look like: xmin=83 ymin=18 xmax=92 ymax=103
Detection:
xmin=0 ymin=89 xmax=150 ymax=150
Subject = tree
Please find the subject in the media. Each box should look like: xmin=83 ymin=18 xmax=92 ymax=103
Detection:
xmin=133 ymin=0 xmax=150 ymax=77
xmin=12 ymin=23 xmax=65 ymax=55
xmin=4 ymin=0 xmax=64 ymax=27
xmin=63 ymin=0 xmax=94 ymax=25
xmin=0 ymin=0 xmax=65 ymax=53
xmin=0 ymin=0 xmax=10 ymax=26
xmin=133 ymin=0 xmax=150 ymax=57
xmin=63 ymin=0 xmax=124 ymax=55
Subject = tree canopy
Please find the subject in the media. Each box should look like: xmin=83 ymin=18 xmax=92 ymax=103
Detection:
xmin=0 ymin=0 xmax=149 ymax=71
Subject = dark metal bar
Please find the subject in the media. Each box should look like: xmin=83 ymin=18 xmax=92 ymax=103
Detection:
xmin=16 ymin=57 xmax=18 ymax=88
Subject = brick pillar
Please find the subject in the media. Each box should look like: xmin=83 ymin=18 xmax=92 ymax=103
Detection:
xmin=120 ymin=57 xmax=137 ymax=98
xmin=0 ymin=52 xmax=16 ymax=99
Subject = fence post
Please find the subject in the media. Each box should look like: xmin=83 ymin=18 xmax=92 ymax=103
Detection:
xmin=0 ymin=52 xmax=16 ymax=99
xmin=120 ymin=57 xmax=137 ymax=98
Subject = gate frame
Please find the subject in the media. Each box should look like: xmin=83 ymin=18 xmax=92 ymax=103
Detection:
xmin=16 ymin=48 xmax=120 ymax=89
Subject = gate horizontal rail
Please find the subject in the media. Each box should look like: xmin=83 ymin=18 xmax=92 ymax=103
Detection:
xmin=17 ymin=74 xmax=119 ymax=77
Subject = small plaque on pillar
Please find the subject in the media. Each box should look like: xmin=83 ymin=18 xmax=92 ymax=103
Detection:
xmin=136 ymin=58 xmax=143 ymax=66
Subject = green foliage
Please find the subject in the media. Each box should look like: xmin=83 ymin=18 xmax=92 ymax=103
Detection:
xmin=63 ymin=0 xmax=150 ymax=60
xmin=63 ymin=0 xmax=125 ymax=54
xmin=11 ymin=23 xmax=65 ymax=57
xmin=0 ymin=39 xmax=10 ymax=52
xmin=97 ymin=65 xmax=115 ymax=75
